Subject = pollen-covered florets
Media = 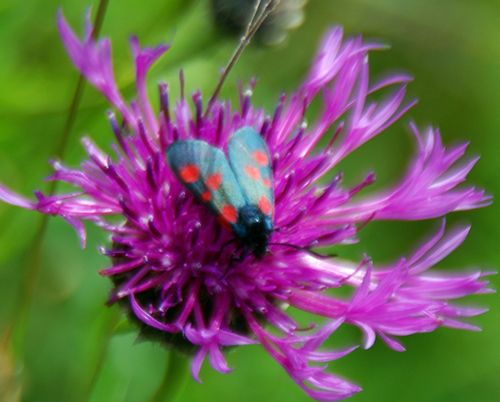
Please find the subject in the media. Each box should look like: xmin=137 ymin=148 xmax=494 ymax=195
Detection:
xmin=0 ymin=12 xmax=492 ymax=402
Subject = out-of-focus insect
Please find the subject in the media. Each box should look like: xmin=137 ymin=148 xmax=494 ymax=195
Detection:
xmin=167 ymin=127 xmax=274 ymax=259
xmin=211 ymin=0 xmax=308 ymax=45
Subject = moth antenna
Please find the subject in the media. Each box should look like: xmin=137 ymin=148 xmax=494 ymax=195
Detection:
xmin=268 ymin=242 xmax=337 ymax=260
xmin=204 ymin=0 xmax=281 ymax=117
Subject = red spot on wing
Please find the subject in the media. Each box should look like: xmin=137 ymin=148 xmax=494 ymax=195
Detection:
xmin=253 ymin=150 xmax=269 ymax=166
xmin=262 ymin=178 xmax=272 ymax=188
xmin=206 ymin=173 xmax=222 ymax=190
xmin=221 ymin=204 xmax=238 ymax=224
xmin=245 ymin=165 xmax=261 ymax=180
xmin=217 ymin=216 xmax=231 ymax=230
xmin=179 ymin=164 xmax=200 ymax=183
xmin=201 ymin=191 xmax=212 ymax=202
xmin=258 ymin=196 xmax=272 ymax=215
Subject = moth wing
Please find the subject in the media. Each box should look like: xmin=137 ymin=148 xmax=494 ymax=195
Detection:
xmin=167 ymin=140 xmax=246 ymax=225
xmin=227 ymin=126 xmax=274 ymax=217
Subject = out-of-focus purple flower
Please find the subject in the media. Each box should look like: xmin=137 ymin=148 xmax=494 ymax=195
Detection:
xmin=0 ymin=12 xmax=492 ymax=401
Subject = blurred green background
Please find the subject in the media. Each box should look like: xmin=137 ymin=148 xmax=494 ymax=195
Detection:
xmin=0 ymin=0 xmax=499 ymax=401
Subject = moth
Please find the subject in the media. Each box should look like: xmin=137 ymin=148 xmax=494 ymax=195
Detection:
xmin=167 ymin=126 xmax=274 ymax=259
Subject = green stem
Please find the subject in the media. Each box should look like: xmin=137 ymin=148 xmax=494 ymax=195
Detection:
xmin=51 ymin=0 xmax=109 ymax=171
xmin=81 ymin=309 xmax=121 ymax=402
xmin=150 ymin=350 xmax=189 ymax=402
xmin=7 ymin=0 xmax=110 ymax=357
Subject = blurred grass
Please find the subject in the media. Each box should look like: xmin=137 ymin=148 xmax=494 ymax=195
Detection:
xmin=0 ymin=0 xmax=499 ymax=401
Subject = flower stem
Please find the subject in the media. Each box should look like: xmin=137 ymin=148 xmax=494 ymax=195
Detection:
xmin=81 ymin=309 xmax=121 ymax=402
xmin=150 ymin=350 xmax=189 ymax=402
xmin=51 ymin=0 xmax=110 ymax=170
xmin=6 ymin=0 xmax=110 ymax=357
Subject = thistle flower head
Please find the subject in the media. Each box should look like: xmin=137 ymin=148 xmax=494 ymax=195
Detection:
xmin=0 ymin=12 xmax=492 ymax=401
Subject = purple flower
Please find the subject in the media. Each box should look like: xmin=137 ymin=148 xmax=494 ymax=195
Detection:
xmin=0 ymin=12 xmax=492 ymax=401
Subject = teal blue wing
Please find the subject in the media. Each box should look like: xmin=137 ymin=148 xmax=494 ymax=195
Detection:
xmin=167 ymin=140 xmax=246 ymax=225
xmin=227 ymin=127 xmax=274 ymax=218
